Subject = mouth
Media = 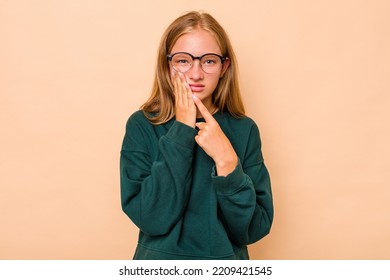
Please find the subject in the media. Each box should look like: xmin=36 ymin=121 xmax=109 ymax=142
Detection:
xmin=189 ymin=84 xmax=205 ymax=92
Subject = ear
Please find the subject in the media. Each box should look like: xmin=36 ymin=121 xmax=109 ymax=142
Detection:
xmin=220 ymin=57 xmax=230 ymax=78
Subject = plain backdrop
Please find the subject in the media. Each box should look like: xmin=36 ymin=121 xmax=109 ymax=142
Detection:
xmin=1 ymin=0 xmax=389 ymax=259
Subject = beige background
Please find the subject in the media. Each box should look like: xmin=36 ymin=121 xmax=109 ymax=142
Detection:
xmin=1 ymin=0 xmax=389 ymax=259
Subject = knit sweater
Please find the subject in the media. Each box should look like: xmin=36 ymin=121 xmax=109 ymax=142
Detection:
xmin=120 ymin=110 xmax=273 ymax=259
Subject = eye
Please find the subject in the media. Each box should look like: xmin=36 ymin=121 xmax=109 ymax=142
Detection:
xmin=172 ymin=54 xmax=192 ymax=65
xmin=203 ymin=59 xmax=217 ymax=65
xmin=202 ymin=55 xmax=219 ymax=65
xmin=176 ymin=59 xmax=190 ymax=64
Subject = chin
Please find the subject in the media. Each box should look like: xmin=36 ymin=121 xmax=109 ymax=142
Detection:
xmin=195 ymin=93 xmax=213 ymax=107
xmin=194 ymin=92 xmax=211 ymax=100
xmin=193 ymin=93 xmax=201 ymax=99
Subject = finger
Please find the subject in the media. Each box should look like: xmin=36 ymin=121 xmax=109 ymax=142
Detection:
xmin=171 ymin=69 xmax=179 ymax=88
xmin=178 ymin=71 xmax=186 ymax=83
xmin=194 ymin=134 xmax=201 ymax=145
xmin=174 ymin=72 xmax=185 ymax=93
xmin=177 ymin=72 xmax=193 ymax=105
xmin=172 ymin=70 xmax=180 ymax=92
xmin=176 ymin=73 xmax=188 ymax=106
xmin=195 ymin=122 xmax=206 ymax=130
xmin=173 ymin=73 xmax=181 ymax=100
xmin=179 ymin=73 xmax=190 ymax=91
xmin=173 ymin=74 xmax=187 ymax=108
xmin=192 ymin=95 xmax=214 ymax=123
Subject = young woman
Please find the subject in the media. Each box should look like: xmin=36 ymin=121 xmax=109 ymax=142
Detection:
xmin=120 ymin=11 xmax=273 ymax=260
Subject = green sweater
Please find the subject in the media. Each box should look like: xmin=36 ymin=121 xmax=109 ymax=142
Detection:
xmin=120 ymin=110 xmax=273 ymax=260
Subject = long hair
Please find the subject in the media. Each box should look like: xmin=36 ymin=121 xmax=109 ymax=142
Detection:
xmin=141 ymin=11 xmax=245 ymax=124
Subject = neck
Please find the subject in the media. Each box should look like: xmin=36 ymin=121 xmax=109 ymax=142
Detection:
xmin=196 ymin=105 xmax=218 ymax=118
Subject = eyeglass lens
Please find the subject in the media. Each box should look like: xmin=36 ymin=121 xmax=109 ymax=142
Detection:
xmin=170 ymin=53 xmax=223 ymax=74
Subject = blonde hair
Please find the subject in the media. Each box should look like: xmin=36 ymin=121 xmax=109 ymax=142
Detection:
xmin=141 ymin=11 xmax=245 ymax=124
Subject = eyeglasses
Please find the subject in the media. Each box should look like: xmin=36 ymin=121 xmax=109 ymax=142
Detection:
xmin=167 ymin=52 xmax=227 ymax=74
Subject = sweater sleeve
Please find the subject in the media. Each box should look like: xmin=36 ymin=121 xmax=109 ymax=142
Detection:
xmin=120 ymin=113 xmax=197 ymax=236
xmin=212 ymin=123 xmax=273 ymax=246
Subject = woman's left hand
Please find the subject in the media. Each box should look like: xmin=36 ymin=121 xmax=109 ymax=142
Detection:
xmin=192 ymin=95 xmax=238 ymax=176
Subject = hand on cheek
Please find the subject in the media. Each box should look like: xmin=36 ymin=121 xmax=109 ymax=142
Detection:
xmin=172 ymin=70 xmax=197 ymax=128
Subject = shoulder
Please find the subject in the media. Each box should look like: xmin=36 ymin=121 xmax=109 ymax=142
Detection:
xmin=218 ymin=112 xmax=259 ymax=131
xmin=127 ymin=110 xmax=148 ymax=123
xmin=125 ymin=110 xmax=153 ymax=129
xmin=122 ymin=111 xmax=155 ymax=151
xmin=218 ymin=112 xmax=263 ymax=146
xmin=124 ymin=110 xmax=174 ymax=139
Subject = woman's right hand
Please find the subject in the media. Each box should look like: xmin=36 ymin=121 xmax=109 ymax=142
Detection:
xmin=172 ymin=70 xmax=197 ymax=128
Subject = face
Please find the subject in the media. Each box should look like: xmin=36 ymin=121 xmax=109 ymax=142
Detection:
xmin=169 ymin=29 xmax=230 ymax=111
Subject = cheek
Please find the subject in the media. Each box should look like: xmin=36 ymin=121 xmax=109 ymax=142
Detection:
xmin=168 ymin=65 xmax=174 ymax=77
xmin=207 ymin=74 xmax=222 ymax=90
xmin=168 ymin=66 xmax=179 ymax=83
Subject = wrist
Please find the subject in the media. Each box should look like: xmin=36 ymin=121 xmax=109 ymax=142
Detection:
xmin=175 ymin=116 xmax=196 ymax=128
xmin=215 ymin=153 xmax=238 ymax=177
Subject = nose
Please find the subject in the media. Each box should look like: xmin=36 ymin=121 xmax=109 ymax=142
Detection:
xmin=187 ymin=59 xmax=203 ymax=81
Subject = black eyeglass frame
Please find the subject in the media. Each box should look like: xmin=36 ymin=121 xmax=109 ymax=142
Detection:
xmin=166 ymin=52 xmax=228 ymax=73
